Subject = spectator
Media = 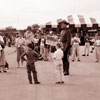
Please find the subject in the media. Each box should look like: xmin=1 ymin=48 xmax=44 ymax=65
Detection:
xmin=0 ymin=35 xmax=7 ymax=72
xmin=82 ymin=34 xmax=90 ymax=56
xmin=94 ymin=34 xmax=100 ymax=62
xmin=15 ymin=33 xmax=25 ymax=68
xmin=71 ymin=33 xmax=81 ymax=62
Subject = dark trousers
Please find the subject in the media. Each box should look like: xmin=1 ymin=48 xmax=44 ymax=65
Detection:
xmin=26 ymin=62 xmax=38 ymax=83
xmin=63 ymin=60 xmax=69 ymax=73
xmin=62 ymin=48 xmax=70 ymax=74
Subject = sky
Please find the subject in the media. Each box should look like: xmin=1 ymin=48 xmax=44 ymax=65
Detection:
xmin=0 ymin=0 xmax=100 ymax=29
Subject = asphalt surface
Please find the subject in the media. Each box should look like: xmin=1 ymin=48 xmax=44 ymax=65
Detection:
xmin=0 ymin=46 xmax=100 ymax=100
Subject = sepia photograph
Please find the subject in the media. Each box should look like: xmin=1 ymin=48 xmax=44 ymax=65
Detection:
xmin=0 ymin=0 xmax=100 ymax=100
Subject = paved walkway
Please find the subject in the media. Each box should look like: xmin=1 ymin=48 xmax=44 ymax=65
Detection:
xmin=0 ymin=46 xmax=100 ymax=100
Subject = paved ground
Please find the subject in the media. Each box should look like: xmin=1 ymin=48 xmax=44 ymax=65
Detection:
xmin=0 ymin=46 xmax=100 ymax=100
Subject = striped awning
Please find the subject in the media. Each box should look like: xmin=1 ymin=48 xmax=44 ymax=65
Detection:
xmin=67 ymin=15 xmax=81 ymax=27
xmin=41 ymin=15 xmax=100 ymax=29
xmin=78 ymin=15 xmax=86 ymax=25
xmin=67 ymin=15 xmax=99 ymax=28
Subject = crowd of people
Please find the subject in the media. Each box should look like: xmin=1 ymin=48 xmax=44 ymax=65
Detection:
xmin=0 ymin=20 xmax=100 ymax=85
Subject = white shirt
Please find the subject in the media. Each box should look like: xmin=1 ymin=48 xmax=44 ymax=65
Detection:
xmin=40 ymin=38 xmax=45 ymax=46
xmin=15 ymin=37 xmax=25 ymax=48
xmin=24 ymin=31 xmax=33 ymax=43
xmin=71 ymin=37 xmax=80 ymax=45
xmin=95 ymin=40 xmax=100 ymax=46
xmin=54 ymin=49 xmax=63 ymax=60
xmin=53 ymin=49 xmax=63 ymax=66
xmin=33 ymin=38 xmax=39 ymax=44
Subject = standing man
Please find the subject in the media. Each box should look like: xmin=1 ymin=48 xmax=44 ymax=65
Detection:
xmin=60 ymin=20 xmax=72 ymax=75
xmin=24 ymin=26 xmax=34 ymax=45
xmin=82 ymin=34 xmax=90 ymax=56
xmin=15 ymin=33 xmax=25 ymax=68
xmin=71 ymin=33 xmax=81 ymax=62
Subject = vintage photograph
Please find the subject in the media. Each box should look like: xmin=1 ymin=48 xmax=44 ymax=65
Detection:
xmin=0 ymin=0 xmax=100 ymax=100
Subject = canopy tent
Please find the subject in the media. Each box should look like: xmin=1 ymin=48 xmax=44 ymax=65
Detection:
xmin=67 ymin=15 xmax=81 ymax=27
xmin=67 ymin=15 xmax=99 ymax=28
xmin=41 ymin=15 xmax=100 ymax=33
xmin=90 ymin=18 xmax=98 ymax=29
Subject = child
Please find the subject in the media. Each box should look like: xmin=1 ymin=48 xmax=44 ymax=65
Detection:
xmin=21 ymin=43 xmax=40 ymax=84
xmin=53 ymin=42 xmax=64 ymax=84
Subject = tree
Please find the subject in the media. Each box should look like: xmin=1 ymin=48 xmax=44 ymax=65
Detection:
xmin=5 ymin=26 xmax=17 ymax=36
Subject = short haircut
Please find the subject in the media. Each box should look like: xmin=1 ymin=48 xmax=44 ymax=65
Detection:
xmin=56 ymin=42 xmax=62 ymax=48
xmin=27 ymin=43 xmax=34 ymax=49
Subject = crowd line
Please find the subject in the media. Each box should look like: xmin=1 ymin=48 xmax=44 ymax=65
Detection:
xmin=0 ymin=20 xmax=100 ymax=85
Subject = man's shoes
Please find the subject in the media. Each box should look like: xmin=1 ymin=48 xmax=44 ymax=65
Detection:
xmin=87 ymin=54 xmax=89 ymax=56
xmin=29 ymin=82 xmax=33 ymax=84
xmin=3 ymin=70 xmax=7 ymax=73
xmin=56 ymin=82 xmax=61 ymax=84
xmin=78 ymin=59 xmax=80 ymax=62
xmin=60 ymin=81 xmax=64 ymax=84
xmin=64 ymin=72 xmax=69 ymax=76
xmin=34 ymin=82 xmax=41 ymax=84
xmin=82 ymin=54 xmax=86 ymax=56
xmin=90 ymin=51 xmax=93 ymax=53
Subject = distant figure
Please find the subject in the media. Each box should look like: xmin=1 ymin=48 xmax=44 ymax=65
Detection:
xmin=82 ymin=34 xmax=90 ymax=56
xmin=40 ymin=35 xmax=45 ymax=59
xmin=15 ymin=33 xmax=25 ymax=68
xmin=71 ymin=33 xmax=80 ymax=62
xmin=21 ymin=43 xmax=40 ymax=84
xmin=53 ymin=42 xmax=64 ymax=84
xmin=60 ymin=20 xmax=72 ymax=75
xmin=94 ymin=34 xmax=100 ymax=62
xmin=24 ymin=27 xmax=34 ymax=45
xmin=0 ymin=35 xmax=7 ymax=73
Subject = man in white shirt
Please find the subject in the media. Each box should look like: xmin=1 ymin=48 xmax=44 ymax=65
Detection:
xmin=24 ymin=27 xmax=34 ymax=45
xmin=71 ymin=33 xmax=80 ymax=62
xmin=15 ymin=33 xmax=25 ymax=68
xmin=94 ymin=34 xmax=100 ymax=62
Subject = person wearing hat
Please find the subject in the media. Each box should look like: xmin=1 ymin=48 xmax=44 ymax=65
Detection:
xmin=60 ymin=20 xmax=72 ymax=75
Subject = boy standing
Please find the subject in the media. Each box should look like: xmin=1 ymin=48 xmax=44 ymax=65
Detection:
xmin=21 ymin=43 xmax=40 ymax=84
xmin=53 ymin=42 xmax=64 ymax=84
